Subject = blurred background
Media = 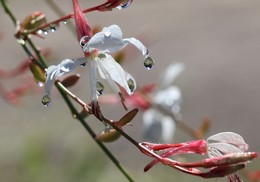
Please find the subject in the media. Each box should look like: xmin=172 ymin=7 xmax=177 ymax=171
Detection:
xmin=0 ymin=0 xmax=260 ymax=181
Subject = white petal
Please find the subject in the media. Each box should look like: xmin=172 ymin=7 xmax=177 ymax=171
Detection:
xmin=126 ymin=72 xmax=137 ymax=93
xmin=207 ymin=132 xmax=248 ymax=152
xmin=97 ymin=54 xmax=133 ymax=95
xmin=123 ymin=38 xmax=148 ymax=56
xmin=154 ymin=86 xmax=182 ymax=113
xmin=44 ymin=59 xmax=79 ymax=98
xmin=87 ymin=60 xmax=98 ymax=101
xmin=159 ymin=63 xmax=185 ymax=89
xmin=83 ymin=25 xmax=124 ymax=53
xmin=46 ymin=65 xmax=57 ymax=80
xmin=143 ymin=109 xmax=163 ymax=142
xmin=73 ymin=57 xmax=88 ymax=68
xmin=56 ymin=59 xmax=75 ymax=76
xmin=161 ymin=115 xmax=176 ymax=143
xmin=208 ymin=143 xmax=243 ymax=158
xmin=142 ymin=109 xmax=175 ymax=143
xmin=44 ymin=65 xmax=58 ymax=97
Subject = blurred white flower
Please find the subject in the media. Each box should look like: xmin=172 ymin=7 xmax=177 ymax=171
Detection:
xmin=143 ymin=109 xmax=175 ymax=143
xmin=142 ymin=63 xmax=184 ymax=143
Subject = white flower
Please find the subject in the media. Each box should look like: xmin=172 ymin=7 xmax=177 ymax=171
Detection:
xmin=43 ymin=25 xmax=149 ymax=104
xmin=82 ymin=25 xmax=148 ymax=56
xmin=142 ymin=63 xmax=184 ymax=143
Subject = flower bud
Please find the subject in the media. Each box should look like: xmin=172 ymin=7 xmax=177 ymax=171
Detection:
xmin=29 ymin=62 xmax=45 ymax=82
xmin=20 ymin=12 xmax=47 ymax=31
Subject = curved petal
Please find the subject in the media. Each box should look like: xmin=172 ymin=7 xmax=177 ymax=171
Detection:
xmin=56 ymin=59 xmax=75 ymax=76
xmin=83 ymin=25 xmax=124 ymax=53
xmin=123 ymin=38 xmax=148 ymax=56
xmin=73 ymin=57 xmax=88 ymax=68
xmin=97 ymin=53 xmax=133 ymax=95
xmin=207 ymin=132 xmax=248 ymax=152
xmin=159 ymin=63 xmax=185 ymax=89
xmin=208 ymin=143 xmax=243 ymax=158
xmin=44 ymin=59 xmax=79 ymax=98
xmin=142 ymin=109 xmax=175 ymax=143
xmin=44 ymin=65 xmax=58 ymax=97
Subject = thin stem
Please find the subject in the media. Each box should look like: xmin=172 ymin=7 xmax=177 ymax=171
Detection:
xmin=1 ymin=1 xmax=134 ymax=181
xmin=45 ymin=0 xmax=75 ymax=35
xmin=0 ymin=0 xmax=17 ymax=25
xmin=56 ymin=82 xmax=134 ymax=182
xmin=24 ymin=1 xmax=111 ymax=35
xmin=58 ymin=81 xmax=140 ymax=147
xmin=27 ymin=38 xmax=48 ymax=68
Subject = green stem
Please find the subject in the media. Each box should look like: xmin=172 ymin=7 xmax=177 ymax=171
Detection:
xmin=27 ymin=38 xmax=48 ymax=68
xmin=0 ymin=0 xmax=16 ymax=25
xmin=58 ymin=82 xmax=140 ymax=148
xmin=0 ymin=1 xmax=134 ymax=181
xmin=56 ymin=83 xmax=134 ymax=182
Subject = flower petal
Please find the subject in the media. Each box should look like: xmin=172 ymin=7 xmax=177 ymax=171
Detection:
xmin=83 ymin=24 xmax=148 ymax=58
xmin=126 ymin=72 xmax=137 ymax=93
xmin=97 ymin=53 xmax=134 ymax=95
xmin=207 ymin=132 xmax=248 ymax=152
xmin=88 ymin=59 xmax=98 ymax=101
xmin=123 ymin=37 xmax=148 ymax=56
xmin=154 ymin=86 xmax=182 ymax=113
xmin=44 ymin=65 xmax=58 ymax=97
xmin=57 ymin=59 xmax=75 ymax=75
xmin=208 ymin=143 xmax=243 ymax=158
xmin=83 ymin=25 xmax=124 ymax=53
xmin=159 ymin=63 xmax=185 ymax=89
xmin=143 ymin=109 xmax=175 ymax=143
xmin=44 ymin=59 xmax=79 ymax=98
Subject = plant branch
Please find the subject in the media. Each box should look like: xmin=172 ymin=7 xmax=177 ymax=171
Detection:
xmin=0 ymin=1 xmax=134 ymax=181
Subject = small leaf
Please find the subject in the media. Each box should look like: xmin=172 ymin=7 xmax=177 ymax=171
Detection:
xmin=29 ymin=62 xmax=45 ymax=82
xmin=116 ymin=108 xmax=138 ymax=127
xmin=61 ymin=74 xmax=80 ymax=88
xmin=96 ymin=129 xmax=121 ymax=142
